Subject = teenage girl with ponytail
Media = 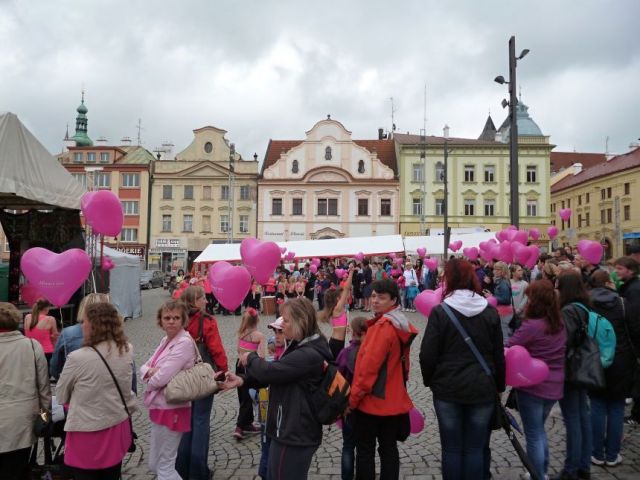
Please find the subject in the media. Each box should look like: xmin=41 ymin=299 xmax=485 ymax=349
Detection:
xmin=24 ymin=298 xmax=59 ymax=365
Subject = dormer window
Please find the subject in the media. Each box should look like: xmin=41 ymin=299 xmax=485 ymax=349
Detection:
xmin=204 ymin=142 xmax=213 ymax=154
xmin=325 ymin=146 xmax=332 ymax=160
xmin=358 ymin=160 xmax=365 ymax=174
xmin=292 ymin=159 xmax=299 ymax=174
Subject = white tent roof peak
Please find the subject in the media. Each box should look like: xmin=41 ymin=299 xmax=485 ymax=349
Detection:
xmin=0 ymin=112 xmax=87 ymax=210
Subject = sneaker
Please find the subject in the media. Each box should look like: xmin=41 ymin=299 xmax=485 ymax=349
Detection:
xmin=624 ymin=416 xmax=639 ymax=426
xmin=591 ymin=456 xmax=605 ymax=466
xmin=233 ymin=426 xmax=244 ymax=441
xmin=242 ymin=423 xmax=261 ymax=434
xmin=605 ymin=454 xmax=622 ymax=467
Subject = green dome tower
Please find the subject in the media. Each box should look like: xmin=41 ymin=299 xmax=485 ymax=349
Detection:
xmin=70 ymin=91 xmax=93 ymax=147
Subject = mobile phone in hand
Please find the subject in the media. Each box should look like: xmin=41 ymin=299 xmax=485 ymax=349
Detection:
xmin=214 ymin=371 xmax=226 ymax=382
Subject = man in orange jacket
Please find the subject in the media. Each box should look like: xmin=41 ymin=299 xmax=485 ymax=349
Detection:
xmin=349 ymin=278 xmax=418 ymax=480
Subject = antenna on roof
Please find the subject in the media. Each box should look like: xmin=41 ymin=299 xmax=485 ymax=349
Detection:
xmin=136 ymin=118 xmax=144 ymax=145
xmin=605 ymin=136 xmax=609 ymax=155
xmin=389 ymin=97 xmax=397 ymax=132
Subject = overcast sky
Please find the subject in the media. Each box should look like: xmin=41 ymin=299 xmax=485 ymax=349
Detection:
xmin=1 ymin=0 xmax=639 ymax=163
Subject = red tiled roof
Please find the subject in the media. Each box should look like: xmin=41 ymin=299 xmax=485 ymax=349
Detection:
xmin=393 ymin=132 xmax=501 ymax=146
xmin=261 ymin=139 xmax=397 ymax=176
xmin=551 ymin=147 xmax=640 ymax=193
xmin=550 ymin=151 xmax=606 ymax=174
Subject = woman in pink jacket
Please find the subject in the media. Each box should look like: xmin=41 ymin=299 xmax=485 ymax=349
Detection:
xmin=140 ymin=300 xmax=197 ymax=480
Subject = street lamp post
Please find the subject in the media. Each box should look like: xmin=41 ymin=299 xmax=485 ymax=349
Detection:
xmin=443 ymin=126 xmax=450 ymax=258
xmin=495 ymin=36 xmax=529 ymax=229
xmin=228 ymin=143 xmax=235 ymax=244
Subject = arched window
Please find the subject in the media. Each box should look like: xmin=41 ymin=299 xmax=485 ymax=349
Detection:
xmin=292 ymin=159 xmax=299 ymax=174
xmin=325 ymin=146 xmax=332 ymax=160
xmin=357 ymin=160 xmax=365 ymax=174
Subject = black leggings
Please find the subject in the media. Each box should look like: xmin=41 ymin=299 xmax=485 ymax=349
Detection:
xmin=0 ymin=447 xmax=30 ymax=480
xmin=328 ymin=337 xmax=346 ymax=360
xmin=236 ymin=360 xmax=254 ymax=428
xmin=67 ymin=462 xmax=122 ymax=480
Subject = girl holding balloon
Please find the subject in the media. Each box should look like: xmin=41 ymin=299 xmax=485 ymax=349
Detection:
xmin=319 ymin=264 xmax=354 ymax=359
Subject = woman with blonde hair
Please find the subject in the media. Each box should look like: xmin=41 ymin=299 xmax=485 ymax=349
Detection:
xmin=57 ymin=302 xmax=136 ymax=479
xmin=488 ymin=261 xmax=513 ymax=339
xmin=319 ymin=264 xmax=354 ymax=359
xmin=234 ymin=307 xmax=265 ymax=440
xmin=24 ymin=298 xmax=59 ymax=365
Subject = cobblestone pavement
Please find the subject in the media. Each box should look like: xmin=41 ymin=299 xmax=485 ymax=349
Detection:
xmin=121 ymin=289 xmax=640 ymax=479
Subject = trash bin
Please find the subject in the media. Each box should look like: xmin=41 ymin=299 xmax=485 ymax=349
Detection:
xmin=0 ymin=263 xmax=8 ymax=302
xmin=262 ymin=296 xmax=276 ymax=315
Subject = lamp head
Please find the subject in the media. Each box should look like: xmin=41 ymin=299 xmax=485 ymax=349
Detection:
xmin=501 ymin=99 xmax=509 ymax=109
xmin=518 ymin=49 xmax=530 ymax=60
xmin=494 ymin=75 xmax=507 ymax=85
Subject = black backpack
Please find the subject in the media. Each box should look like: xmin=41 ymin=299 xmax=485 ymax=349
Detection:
xmin=306 ymin=361 xmax=351 ymax=425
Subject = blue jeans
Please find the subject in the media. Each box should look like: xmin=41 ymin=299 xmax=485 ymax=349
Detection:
xmin=433 ymin=398 xmax=494 ymax=480
xmin=559 ymin=386 xmax=591 ymax=475
xmin=516 ymin=390 xmax=556 ymax=480
xmin=259 ymin=424 xmax=271 ymax=479
xmin=341 ymin=414 xmax=355 ymax=480
xmin=590 ymin=396 xmax=625 ymax=462
xmin=176 ymin=394 xmax=214 ymax=480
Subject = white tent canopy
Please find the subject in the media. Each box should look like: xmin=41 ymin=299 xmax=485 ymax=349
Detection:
xmin=0 ymin=112 xmax=86 ymax=210
xmin=404 ymin=231 xmax=498 ymax=256
xmin=92 ymin=246 xmax=142 ymax=319
xmin=194 ymin=235 xmax=406 ymax=264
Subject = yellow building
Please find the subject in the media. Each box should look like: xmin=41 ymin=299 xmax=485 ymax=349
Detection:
xmin=149 ymin=126 xmax=258 ymax=272
xmin=550 ymin=146 xmax=640 ymax=259
xmin=396 ymin=102 xmax=553 ymax=243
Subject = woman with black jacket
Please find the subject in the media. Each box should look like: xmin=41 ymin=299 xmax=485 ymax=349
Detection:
xmin=420 ymin=258 xmax=505 ymax=480
xmin=222 ymin=297 xmax=332 ymax=480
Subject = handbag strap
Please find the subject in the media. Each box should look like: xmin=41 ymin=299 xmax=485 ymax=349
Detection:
xmin=91 ymin=346 xmax=131 ymax=418
xmin=441 ymin=303 xmax=492 ymax=377
xmin=29 ymin=339 xmax=43 ymax=410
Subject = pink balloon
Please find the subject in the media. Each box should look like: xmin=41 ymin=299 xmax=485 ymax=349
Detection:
xmin=496 ymin=229 xmax=509 ymax=242
xmin=409 ymin=407 xmax=425 ymax=434
xmin=415 ymin=290 xmax=440 ymax=317
xmin=280 ymin=247 xmax=287 ymax=254
xmin=335 ymin=268 xmax=346 ymax=279
xmin=309 ymin=264 xmax=318 ymax=274
xmin=559 ymin=208 xmax=572 ymax=221
xmin=424 ymin=258 xmax=438 ymax=271
xmin=498 ymin=241 xmax=514 ymax=263
xmin=505 ymin=345 xmax=550 ymax=387
xmin=21 ymin=282 xmax=43 ymax=306
xmin=208 ymin=261 xmax=251 ymax=311
xmin=21 ymin=248 xmax=92 ymax=306
xmin=507 ymin=230 xmax=529 ymax=245
xmin=395 ymin=257 xmax=405 ymax=266
xmin=577 ymin=239 xmax=603 ymax=265
xmin=354 ymin=252 xmax=364 ymax=262
xmin=486 ymin=296 xmax=498 ymax=308
xmin=547 ymin=226 xmax=559 ymax=240
xmin=285 ymin=251 xmax=296 ymax=261
xmin=529 ymin=228 xmax=541 ymax=241
xmin=462 ymin=247 xmax=479 ymax=261
xmin=389 ymin=252 xmax=397 ymax=259
xmin=522 ymin=245 xmax=540 ymax=269
xmin=448 ymin=240 xmax=463 ymax=252
xmin=101 ymin=257 xmax=114 ymax=271
xmin=240 ymin=238 xmax=281 ymax=284
xmin=81 ymin=190 xmax=124 ymax=237
xmin=312 ymin=258 xmax=321 ymax=266
xmin=416 ymin=247 xmax=427 ymax=258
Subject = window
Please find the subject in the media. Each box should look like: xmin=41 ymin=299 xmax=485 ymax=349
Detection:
xmin=550 ymin=203 xmax=555 ymax=213
xmin=121 ymin=228 xmax=137 ymax=242
xmin=412 ymin=198 xmax=422 ymax=216
xmin=358 ymin=160 xmax=365 ymax=174
xmin=162 ymin=215 xmax=171 ymax=232
xmin=578 ymin=195 xmax=582 ymax=206
xmin=325 ymin=146 xmax=332 ymax=160
xmin=357 ymin=198 xmax=369 ymax=216
xmin=412 ymin=164 xmax=424 ymax=182
xmin=202 ymin=215 xmax=211 ymax=232
xmin=380 ymin=199 xmax=391 ymax=216
xmin=240 ymin=185 xmax=250 ymax=200
xmin=561 ymin=200 xmax=565 ymax=208
xmin=435 ymin=162 xmax=444 ymax=182
xmin=607 ymin=187 xmax=612 ymax=198
xmin=578 ymin=214 xmax=583 ymax=228
xmin=220 ymin=214 xmax=229 ymax=232
xmin=607 ymin=208 xmax=612 ymax=223
xmin=586 ymin=212 xmax=590 ymax=227
xmin=203 ymin=186 xmax=211 ymax=200
xmin=464 ymin=165 xmax=475 ymax=182
xmin=464 ymin=199 xmax=475 ymax=216
xmin=567 ymin=198 xmax=571 ymax=208
xmin=317 ymin=198 xmax=338 ymax=216
xmin=87 ymin=152 xmax=96 ymax=163
xmin=122 ymin=173 xmax=140 ymax=187
xmin=601 ymin=189 xmax=606 ymax=200
xmin=73 ymin=152 xmax=82 ymax=163
xmin=291 ymin=160 xmax=299 ymax=174
xmin=239 ymin=215 xmax=249 ymax=233
xmin=624 ymin=205 xmax=631 ymax=221
xmin=292 ymin=198 xmax=303 ymax=216
xmin=484 ymin=199 xmax=495 ymax=216
xmin=204 ymin=142 xmax=213 ymax=154
xmin=71 ymin=173 xmax=87 ymax=187
xmin=484 ymin=166 xmax=495 ymax=183
xmin=100 ymin=152 xmax=109 ymax=163
xmin=221 ymin=185 xmax=229 ymax=200
xmin=183 ymin=185 xmax=194 ymax=199
xmin=162 ymin=185 xmax=172 ymax=199
xmin=526 ymin=200 xmax=538 ymax=217
xmin=526 ymin=166 xmax=537 ymax=183
xmin=435 ymin=199 xmax=444 ymax=216
xmin=586 ymin=192 xmax=590 ymax=203
xmin=271 ymin=198 xmax=282 ymax=216
xmin=625 ymin=183 xmax=630 ymax=195
xmin=183 ymin=214 xmax=193 ymax=232
xmin=121 ymin=201 xmax=139 ymax=215
xmin=94 ymin=172 xmax=111 ymax=188
xmin=601 ymin=209 xmax=606 ymax=224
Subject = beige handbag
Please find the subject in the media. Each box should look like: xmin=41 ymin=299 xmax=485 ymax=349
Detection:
xmin=164 ymin=339 xmax=220 ymax=403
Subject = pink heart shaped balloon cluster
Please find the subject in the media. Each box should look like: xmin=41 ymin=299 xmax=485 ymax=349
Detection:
xmin=416 ymin=247 xmax=427 ymax=258
xmin=505 ymin=345 xmax=550 ymax=387
xmin=240 ymin=238 xmax=281 ymax=284
xmin=476 ymin=226 xmax=541 ymax=268
xmin=577 ymin=239 xmax=603 ymax=265
xmin=81 ymin=190 xmax=124 ymax=237
xmin=208 ymin=261 xmax=251 ymax=311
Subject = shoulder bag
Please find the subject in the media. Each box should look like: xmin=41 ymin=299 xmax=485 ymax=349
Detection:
xmin=29 ymin=340 xmax=51 ymax=438
xmin=91 ymin=346 xmax=137 ymax=453
xmin=620 ymin=297 xmax=640 ymax=397
xmin=565 ymin=305 xmax=605 ymax=390
xmin=164 ymin=338 xmax=220 ymax=403
xmin=196 ymin=313 xmax=218 ymax=371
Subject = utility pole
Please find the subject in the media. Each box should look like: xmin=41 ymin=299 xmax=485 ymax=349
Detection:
xmin=228 ymin=143 xmax=235 ymax=244
xmin=443 ymin=128 xmax=450 ymax=257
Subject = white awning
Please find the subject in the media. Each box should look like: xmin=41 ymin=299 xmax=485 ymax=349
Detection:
xmin=404 ymin=231 xmax=497 ymax=255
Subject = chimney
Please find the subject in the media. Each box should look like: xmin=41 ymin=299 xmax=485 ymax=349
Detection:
xmin=443 ymin=125 xmax=450 ymax=139
xmin=120 ymin=136 xmax=132 ymax=146
xmin=572 ymin=163 xmax=583 ymax=175
xmin=96 ymin=136 xmax=108 ymax=146
xmin=378 ymin=128 xmax=385 ymax=140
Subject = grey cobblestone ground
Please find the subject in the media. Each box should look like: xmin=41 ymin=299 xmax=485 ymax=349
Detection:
xmin=120 ymin=289 xmax=640 ymax=479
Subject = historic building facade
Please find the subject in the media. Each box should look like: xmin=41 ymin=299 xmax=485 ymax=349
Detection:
xmin=149 ymin=126 xmax=259 ymax=272
xmin=258 ymin=117 xmax=399 ymax=241
xmin=550 ymin=146 xmax=640 ymax=259
xmin=396 ymin=101 xmax=553 ymax=244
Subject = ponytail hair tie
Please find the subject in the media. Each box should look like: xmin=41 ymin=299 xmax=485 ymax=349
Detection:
xmin=247 ymin=307 xmax=258 ymax=316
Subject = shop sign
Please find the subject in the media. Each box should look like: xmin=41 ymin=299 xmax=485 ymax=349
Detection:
xmin=115 ymin=246 xmax=146 ymax=258
xmin=155 ymin=238 xmax=182 ymax=248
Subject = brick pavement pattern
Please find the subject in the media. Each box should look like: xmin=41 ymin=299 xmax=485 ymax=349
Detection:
xmin=121 ymin=289 xmax=640 ymax=479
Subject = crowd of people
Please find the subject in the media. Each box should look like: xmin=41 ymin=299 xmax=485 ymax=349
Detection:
xmin=1 ymin=244 xmax=639 ymax=480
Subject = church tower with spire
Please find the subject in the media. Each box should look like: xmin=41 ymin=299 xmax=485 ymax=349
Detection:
xmin=70 ymin=91 xmax=93 ymax=147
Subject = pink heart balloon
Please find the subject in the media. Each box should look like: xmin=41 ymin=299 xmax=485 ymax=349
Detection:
xmin=389 ymin=252 xmax=397 ymax=259
xmin=462 ymin=247 xmax=479 ymax=261
xmin=424 ymin=258 xmax=438 ymax=271
xmin=21 ymin=282 xmax=44 ymax=307
xmin=559 ymin=208 xmax=572 ymax=221
xmin=577 ymin=239 xmax=603 ymax=265
xmin=416 ymin=247 xmax=427 ymax=258
xmin=21 ymin=248 xmax=92 ymax=306
xmin=505 ymin=345 xmax=550 ymax=387
xmin=529 ymin=228 xmax=540 ymax=241
xmin=448 ymin=240 xmax=462 ymax=252
xmin=285 ymin=251 xmax=296 ymax=261
xmin=101 ymin=257 xmax=114 ymax=271
xmin=354 ymin=252 xmax=364 ymax=262
xmin=508 ymin=230 xmax=529 ymax=245
xmin=280 ymin=247 xmax=287 ymax=254
xmin=208 ymin=261 xmax=251 ymax=311
xmin=496 ymin=229 xmax=509 ymax=242
xmin=547 ymin=226 xmax=559 ymax=240
xmin=522 ymin=245 xmax=540 ymax=269
xmin=409 ymin=407 xmax=425 ymax=434
xmin=415 ymin=290 xmax=440 ymax=317
xmin=486 ymin=296 xmax=498 ymax=308
xmin=312 ymin=258 xmax=321 ymax=266
xmin=395 ymin=257 xmax=405 ymax=266
xmin=309 ymin=264 xmax=318 ymax=274
xmin=240 ymin=238 xmax=281 ymax=284
xmin=81 ymin=190 xmax=124 ymax=237
xmin=498 ymin=241 xmax=514 ymax=263
xmin=335 ymin=268 xmax=346 ymax=279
